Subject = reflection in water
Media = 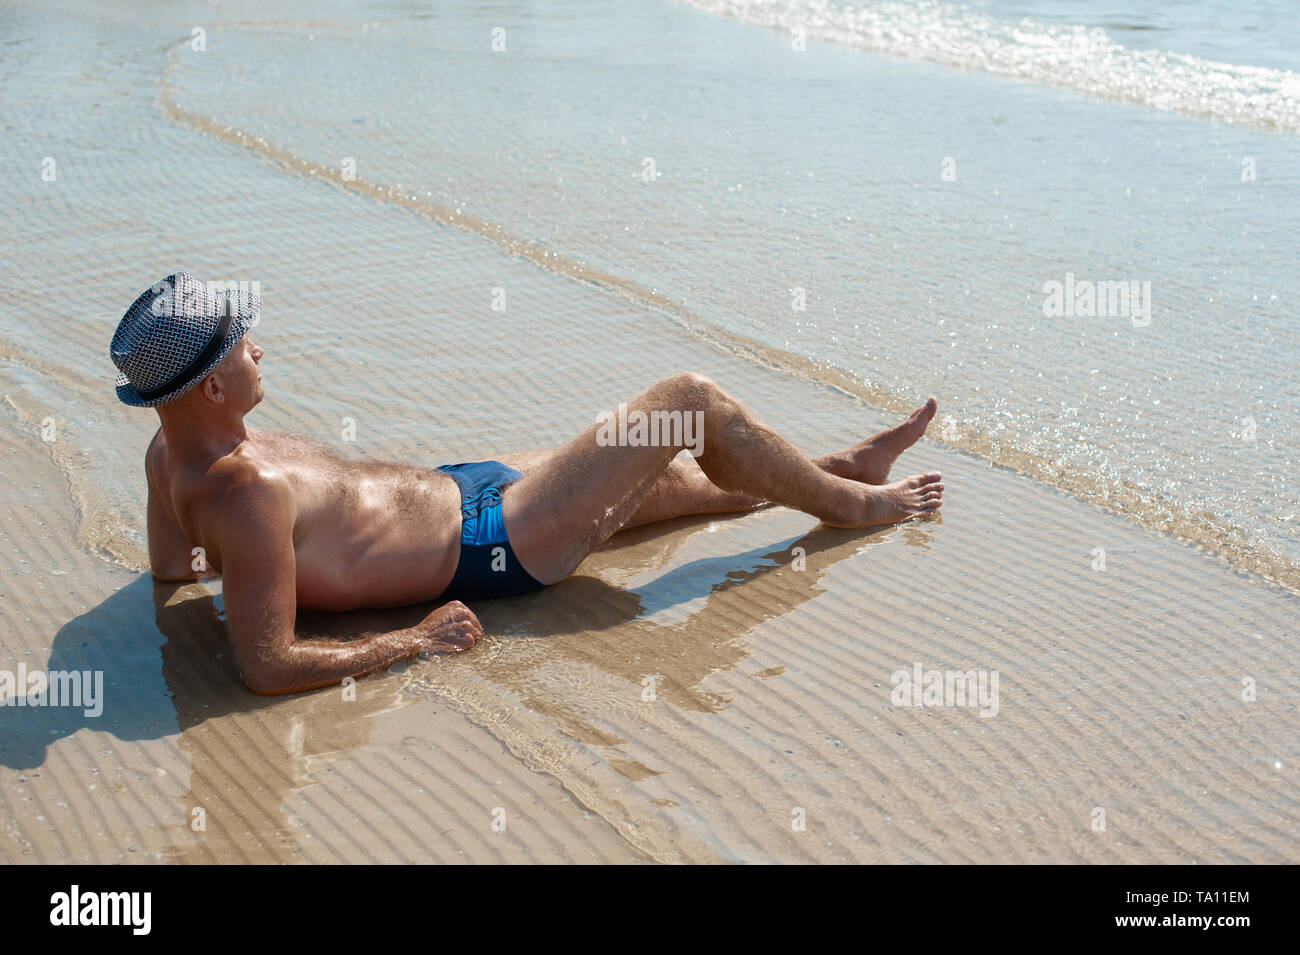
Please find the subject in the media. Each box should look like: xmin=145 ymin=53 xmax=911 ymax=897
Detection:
xmin=415 ymin=511 xmax=930 ymax=757
xmin=0 ymin=575 xmax=409 ymax=862
xmin=2 ymin=508 xmax=929 ymax=861
xmin=153 ymin=581 xmax=411 ymax=862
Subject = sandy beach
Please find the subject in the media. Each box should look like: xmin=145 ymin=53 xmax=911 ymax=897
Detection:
xmin=4 ymin=256 xmax=1296 ymax=862
xmin=2 ymin=0 xmax=1297 ymax=865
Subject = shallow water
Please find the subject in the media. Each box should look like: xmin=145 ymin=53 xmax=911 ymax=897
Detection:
xmin=2 ymin=0 xmax=1298 ymax=588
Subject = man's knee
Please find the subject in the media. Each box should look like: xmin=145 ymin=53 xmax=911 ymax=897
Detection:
xmin=655 ymin=371 xmax=726 ymax=411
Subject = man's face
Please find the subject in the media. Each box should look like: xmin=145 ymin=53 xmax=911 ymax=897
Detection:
xmin=211 ymin=334 xmax=264 ymax=410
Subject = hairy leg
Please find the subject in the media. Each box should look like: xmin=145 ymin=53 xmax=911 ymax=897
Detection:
xmin=496 ymin=396 xmax=939 ymax=531
xmin=501 ymin=374 xmax=942 ymax=583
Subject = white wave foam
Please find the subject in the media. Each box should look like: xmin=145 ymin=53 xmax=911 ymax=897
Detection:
xmin=679 ymin=0 xmax=1300 ymax=131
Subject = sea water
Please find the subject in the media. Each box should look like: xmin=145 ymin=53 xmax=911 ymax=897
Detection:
xmin=2 ymin=0 xmax=1297 ymax=585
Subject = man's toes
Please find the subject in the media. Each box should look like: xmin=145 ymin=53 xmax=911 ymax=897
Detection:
xmin=912 ymin=397 xmax=938 ymax=425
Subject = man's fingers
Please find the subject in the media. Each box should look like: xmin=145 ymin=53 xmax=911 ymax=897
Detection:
xmin=415 ymin=601 xmax=485 ymax=657
xmin=451 ymin=621 xmax=481 ymax=647
xmin=426 ymin=618 xmax=482 ymax=652
xmin=427 ymin=640 xmax=472 ymax=653
xmin=443 ymin=600 xmax=481 ymax=626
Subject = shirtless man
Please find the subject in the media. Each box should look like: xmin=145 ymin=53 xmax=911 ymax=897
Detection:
xmin=114 ymin=273 xmax=943 ymax=696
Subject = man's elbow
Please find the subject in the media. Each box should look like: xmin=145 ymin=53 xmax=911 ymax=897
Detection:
xmin=240 ymin=662 xmax=337 ymax=696
xmin=241 ymin=663 xmax=295 ymax=695
xmin=244 ymin=676 xmax=286 ymax=696
xmin=151 ymin=569 xmax=197 ymax=583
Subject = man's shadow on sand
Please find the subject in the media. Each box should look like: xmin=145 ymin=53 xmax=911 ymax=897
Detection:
xmin=0 ymin=571 xmax=423 ymax=771
xmin=459 ymin=516 xmax=935 ymax=721
xmin=0 ymin=514 xmax=932 ymax=771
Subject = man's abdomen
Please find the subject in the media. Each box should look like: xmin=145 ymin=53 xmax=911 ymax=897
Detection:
xmin=292 ymin=468 xmax=463 ymax=611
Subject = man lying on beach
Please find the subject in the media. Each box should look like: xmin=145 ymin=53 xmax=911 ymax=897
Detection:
xmin=112 ymin=273 xmax=943 ymax=695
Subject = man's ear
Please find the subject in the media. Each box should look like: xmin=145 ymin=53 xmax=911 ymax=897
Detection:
xmin=200 ymin=372 xmax=225 ymax=404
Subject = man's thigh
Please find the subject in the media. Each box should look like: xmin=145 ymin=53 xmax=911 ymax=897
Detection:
xmin=492 ymin=449 xmax=551 ymax=473
xmin=501 ymin=422 xmax=681 ymax=584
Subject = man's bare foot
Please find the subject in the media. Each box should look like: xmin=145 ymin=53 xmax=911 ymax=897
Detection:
xmin=822 ymin=471 xmax=943 ymax=528
xmin=817 ymin=397 xmax=938 ymax=485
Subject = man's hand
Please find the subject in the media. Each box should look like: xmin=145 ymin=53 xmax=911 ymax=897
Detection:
xmin=416 ymin=600 xmax=483 ymax=655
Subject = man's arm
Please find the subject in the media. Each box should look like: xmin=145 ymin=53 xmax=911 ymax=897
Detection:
xmin=146 ymin=439 xmax=202 ymax=582
xmin=216 ymin=470 xmax=481 ymax=695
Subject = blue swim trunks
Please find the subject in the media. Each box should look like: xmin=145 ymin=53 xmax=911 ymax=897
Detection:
xmin=436 ymin=460 xmax=544 ymax=601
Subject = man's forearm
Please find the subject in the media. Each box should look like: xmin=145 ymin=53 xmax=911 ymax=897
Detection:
xmin=245 ymin=624 xmax=427 ymax=695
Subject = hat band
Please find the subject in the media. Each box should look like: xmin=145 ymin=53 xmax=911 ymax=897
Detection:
xmin=136 ymin=311 xmax=235 ymax=402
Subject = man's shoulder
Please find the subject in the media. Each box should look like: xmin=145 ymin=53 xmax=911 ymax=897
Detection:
xmin=207 ymin=455 xmax=294 ymax=510
xmin=179 ymin=443 xmax=297 ymax=546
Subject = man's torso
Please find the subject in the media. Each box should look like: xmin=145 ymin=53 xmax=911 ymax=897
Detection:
xmin=146 ymin=426 xmax=463 ymax=610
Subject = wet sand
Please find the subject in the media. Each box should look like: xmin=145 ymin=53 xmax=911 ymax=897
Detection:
xmin=3 ymin=304 xmax=1297 ymax=862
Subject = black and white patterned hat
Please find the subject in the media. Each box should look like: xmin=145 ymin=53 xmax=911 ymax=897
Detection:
xmin=111 ymin=271 xmax=261 ymax=407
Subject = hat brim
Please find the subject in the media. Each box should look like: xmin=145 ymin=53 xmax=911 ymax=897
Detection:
xmin=115 ymin=304 xmax=260 ymax=408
